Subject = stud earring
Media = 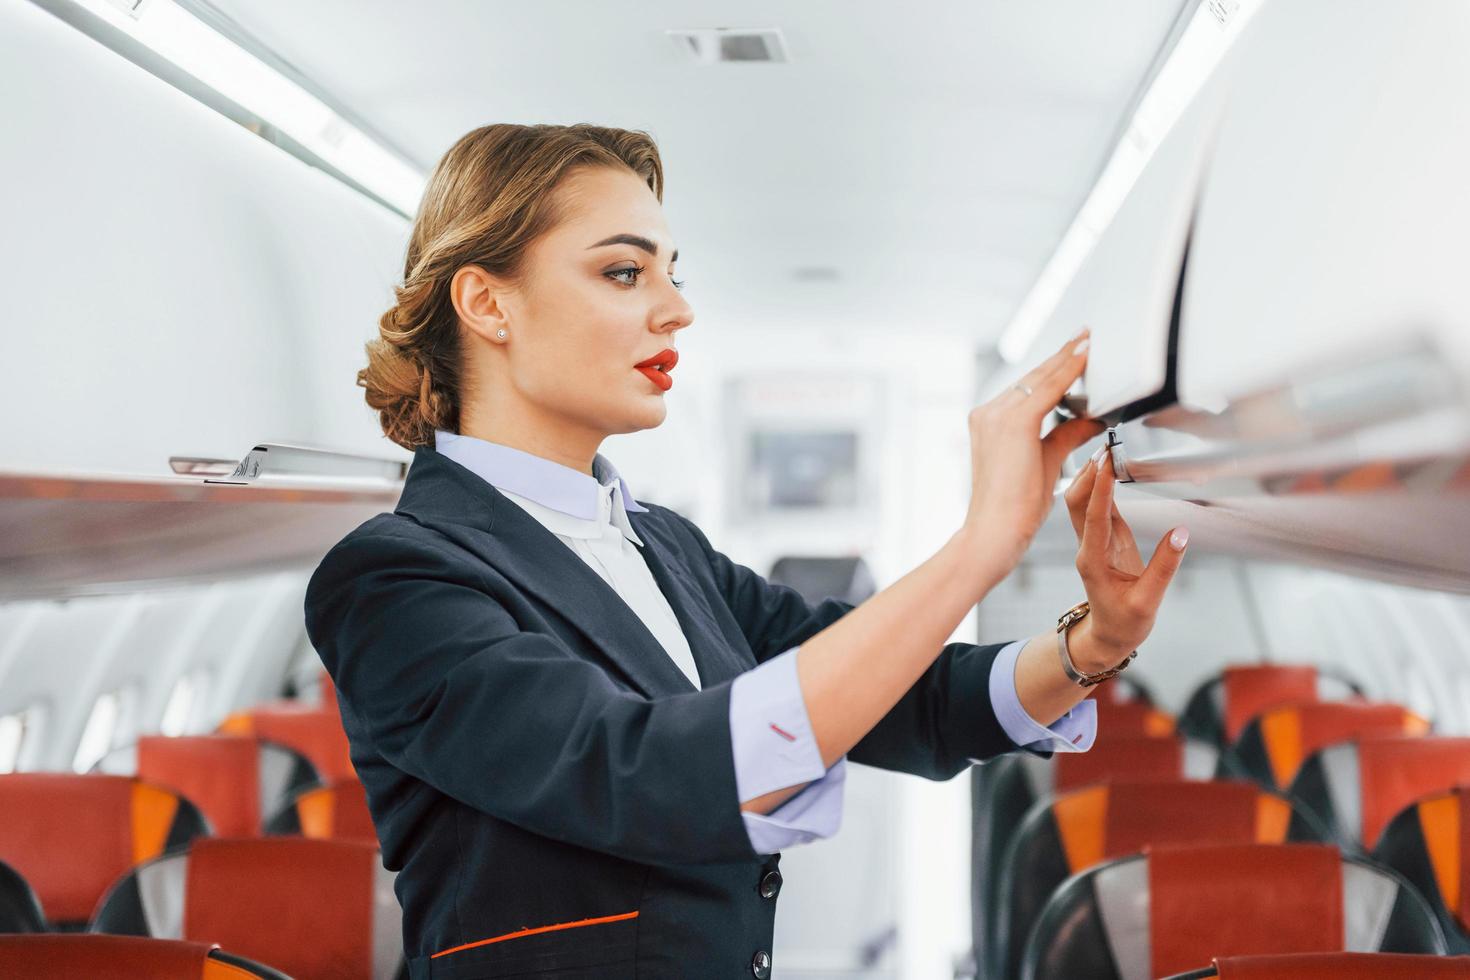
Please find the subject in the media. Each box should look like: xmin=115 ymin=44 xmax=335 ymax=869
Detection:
xmin=496 ymin=329 xmax=507 ymax=340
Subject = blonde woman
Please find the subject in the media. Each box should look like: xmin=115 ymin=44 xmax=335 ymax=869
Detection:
xmin=304 ymin=123 xmax=1187 ymax=979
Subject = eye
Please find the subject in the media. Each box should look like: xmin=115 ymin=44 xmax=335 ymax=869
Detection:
xmin=671 ymin=277 xmax=687 ymax=290
xmin=605 ymin=265 xmax=643 ymax=286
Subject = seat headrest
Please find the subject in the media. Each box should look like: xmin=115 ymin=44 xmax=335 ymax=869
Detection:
xmin=1055 ymin=734 xmax=1185 ymax=793
xmin=1255 ymin=702 xmax=1428 ymax=788
xmin=1211 ymin=951 xmax=1470 ymax=978
xmin=1053 ymin=780 xmax=1291 ymax=874
xmin=1148 ymin=843 xmax=1344 ymax=977
xmin=1357 ymin=737 xmax=1470 ymax=849
xmin=219 ymin=705 xmax=354 ymax=782
xmin=1222 ymin=664 xmax=1319 ymax=743
xmin=0 ymin=773 xmax=195 ymax=924
xmin=0 ymin=935 xmax=218 ymax=979
xmin=184 ymin=837 xmax=380 ymax=980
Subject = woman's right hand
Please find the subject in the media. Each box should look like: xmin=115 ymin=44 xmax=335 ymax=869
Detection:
xmin=961 ymin=329 xmax=1104 ymax=582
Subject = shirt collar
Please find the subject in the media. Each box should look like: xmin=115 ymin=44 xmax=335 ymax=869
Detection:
xmin=433 ymin=430 xmax=647 ymax=543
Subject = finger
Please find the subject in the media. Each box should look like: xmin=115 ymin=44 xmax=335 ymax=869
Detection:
xmin=1041 ymin=418 xmax=1106 ymax=480
xmin=1064 ymin=446 xmax=1104 ymax=536
xmin=1079 ymin=445 xmax=1116 ymax=563
xmin=1132 ymin=526 xmax=1190 ymax=612
xmin=1010 ymin=329 xmax=1090 ymax=397
xmin=1023 ymin=334 xmax=1092 ymax=416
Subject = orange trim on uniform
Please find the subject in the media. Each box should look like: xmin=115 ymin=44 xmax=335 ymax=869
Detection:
xmin=431 ymin=911 xmax=640 ymax=959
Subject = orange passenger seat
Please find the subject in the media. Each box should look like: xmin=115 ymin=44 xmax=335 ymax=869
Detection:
xmin=0 ymin=773 xmax=206 ymax=928
xmin=94 ymin=734 xmax=318 ymax=838
xmin=91 ymin=837 xmax=404 ymax=979
xmin=265 ymin=778 xmax=378 ymax=846
xmin=1021 ymin=843 xmax=1444 ymax=978
xmin=1373 ymin=785 xmax=1470 ymax=953
xmin=0 ymin=935 xmax=289 ymax=979
xmin=987 ymin=779 xmax=1322 ymax=978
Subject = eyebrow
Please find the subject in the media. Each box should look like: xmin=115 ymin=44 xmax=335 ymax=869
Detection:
xmin=586 ymin=233 xmax=678 ymax=263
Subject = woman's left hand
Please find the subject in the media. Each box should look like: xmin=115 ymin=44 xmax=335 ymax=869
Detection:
xmin=1061 ymin=445 xmax=1189 ymax=671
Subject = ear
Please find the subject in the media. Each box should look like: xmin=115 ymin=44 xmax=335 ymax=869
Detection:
xmin=451 ymin=264 xmax=514 ymax=345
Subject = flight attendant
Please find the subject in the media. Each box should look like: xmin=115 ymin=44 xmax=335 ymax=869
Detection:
xmin=304 ymin=123 xmax=1189 ymax=979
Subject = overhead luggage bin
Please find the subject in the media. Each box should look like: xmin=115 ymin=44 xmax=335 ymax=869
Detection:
xmin=1002 ymin=0 xmax=1470 ymax=593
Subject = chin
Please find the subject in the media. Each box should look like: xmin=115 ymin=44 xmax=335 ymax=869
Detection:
xmin=621 ymin=398 xmax=667 ymax=434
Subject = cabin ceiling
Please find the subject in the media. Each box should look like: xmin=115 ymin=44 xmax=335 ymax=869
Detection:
xmin=197 ymin=0 xmax=1188 ymax=341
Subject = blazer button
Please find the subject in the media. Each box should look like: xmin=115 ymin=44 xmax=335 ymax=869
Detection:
xmin=758 ymin=869 xmax=783 ymax=900
xmin=751 ymin=950 xmax=772 ymax=979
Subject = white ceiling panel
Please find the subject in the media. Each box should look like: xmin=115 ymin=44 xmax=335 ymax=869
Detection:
xmin=198 ymin=0 xmax=1188 ymax=339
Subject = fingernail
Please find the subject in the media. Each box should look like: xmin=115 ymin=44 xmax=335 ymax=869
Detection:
xmin=1170 ymin=527 xmax=1190 ymax=551
xmin=1089 ymin=446 xmax=1106 ymax=464
xmin=1072 ymin=337 xmax=1090 ymax=356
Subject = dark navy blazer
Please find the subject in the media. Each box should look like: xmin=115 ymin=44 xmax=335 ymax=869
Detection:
xmin=304 ymin=446 xmax=1018 ymax=978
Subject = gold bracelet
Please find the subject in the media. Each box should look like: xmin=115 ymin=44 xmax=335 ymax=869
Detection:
xmin=1056 ymin=600 xmax=1137 ymax=688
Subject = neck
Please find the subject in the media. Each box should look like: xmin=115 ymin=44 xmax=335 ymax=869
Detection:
xmin=457 ymin=400 xmax=603 ymax=477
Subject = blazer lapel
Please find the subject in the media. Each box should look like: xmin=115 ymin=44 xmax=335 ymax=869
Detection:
xmin=628 ymin=511 xmax=755 ymax=686
xmin=394 ymin=448 xmax=701 ymax=698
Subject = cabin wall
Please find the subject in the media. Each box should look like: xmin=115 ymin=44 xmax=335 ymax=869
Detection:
xmin=0 ymin=0 xmax=409 ymax=478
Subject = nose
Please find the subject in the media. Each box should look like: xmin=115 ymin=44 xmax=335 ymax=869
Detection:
xmin=656 ymin=278 xmax=695 ymax=335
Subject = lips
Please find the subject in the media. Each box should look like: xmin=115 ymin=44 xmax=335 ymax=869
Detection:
xmin=635 ymin=348 xmax=677 ymax=392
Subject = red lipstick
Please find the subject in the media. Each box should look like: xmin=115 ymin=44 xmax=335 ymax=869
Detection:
xmin=635 ymin=348 xmax=677 ymax=392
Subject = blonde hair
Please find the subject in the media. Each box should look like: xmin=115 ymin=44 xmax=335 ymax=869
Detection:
xmin=359 ymin=123 xmax=665 ymax=450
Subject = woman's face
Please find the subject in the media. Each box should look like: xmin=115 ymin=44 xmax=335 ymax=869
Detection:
xmin=462 ymin=165 xmax=694 ymax=446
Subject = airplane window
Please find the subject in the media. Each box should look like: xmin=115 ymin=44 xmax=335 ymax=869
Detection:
xmin=1455 ymin=678 xmax=1470 ymax=734
xmin=160 ymin=671 xmax=207 ymax=736
xmin=72 ymin=691 xmax=120 ymax=773
xmin=0 ymin=712 xmax=24 ymax=773
xmin=0 ymin=705 xmax=45 ymax=774
xmin=71 ymin=686 xmax=137 ymax=774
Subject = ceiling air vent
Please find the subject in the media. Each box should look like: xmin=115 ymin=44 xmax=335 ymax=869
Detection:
xmin=668 ymin=28 xmax=788 ymax=64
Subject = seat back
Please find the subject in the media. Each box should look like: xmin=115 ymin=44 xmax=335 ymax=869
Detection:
xmin=0 ymin=859 xmax=44 ymax=933
xmin=96 ymin=735 xmax=318 ymax=838
xmin=219 ymin=704 xmax=355 ymax=782
xmin=1090 ymin=675 xmax=1156 ymax=707
xmin=1179 ymin=664 xmax=1364 ymax=745
xmin=265 ymin=778 xmax=378 ymax=846
xmin=0 ymin=935 xmax=290 ymax=979
xmin=1163 ymin=952 xmax=1470 ymax=979
xmin=1227 ymin=702 xmax=1429 ymax=790
xmin=1021 ymin=843 xmax=1445 ymax=980
xmin=1292 ymin=736 xmax=1470 ymax=850
xmin=0 ymin=773 xmax=206 ymax=926
xmin=767 ymin=555 xmax=877 ymax=605
xmin=970 ymin=734 xmax=1218 ymax=968
xmin=1373 ymin=786 xmax=1470 ymax=953
xmin=990 ymin=779 xmax=1316 ymax=979
xmin=1054 ymin=733 xmax=1218 ymax=793
xmin=92 ymin=837 xmax=403 ymax=979
xmin=1091 ymin=699 xmax=1175 ymax=737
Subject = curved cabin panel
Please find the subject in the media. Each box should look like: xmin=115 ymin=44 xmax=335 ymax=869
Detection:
xmin=0 ymin=0 xmax=408 ymax=480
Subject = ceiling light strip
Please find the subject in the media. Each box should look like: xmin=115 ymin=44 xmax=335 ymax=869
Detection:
xmin=996 ymin=0 xmax=1263 ymax=363
xmin=30 ymin=0 xmax=425 ymax=216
